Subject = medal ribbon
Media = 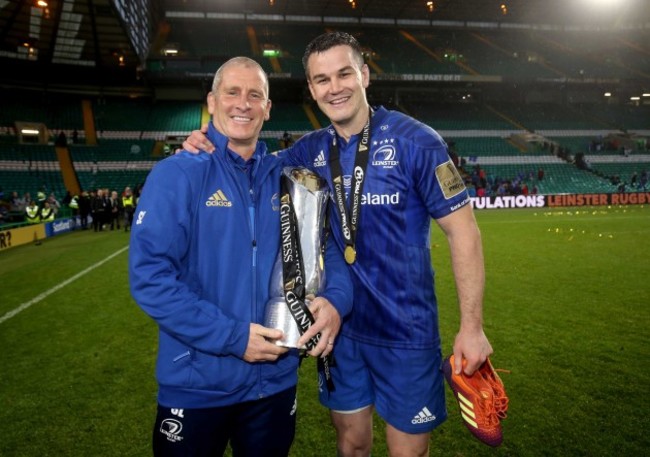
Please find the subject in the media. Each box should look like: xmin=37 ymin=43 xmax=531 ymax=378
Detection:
xmin=328 ymin=110 xmax=371 ymax=265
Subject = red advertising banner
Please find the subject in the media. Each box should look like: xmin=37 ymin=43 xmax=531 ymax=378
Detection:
xmin=471 ymin=192 xmax=650 ymax=210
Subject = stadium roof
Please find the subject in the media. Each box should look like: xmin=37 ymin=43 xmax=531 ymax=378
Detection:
xmin=1 ymin=0 xmax=648 ymax=89
xmin=0 ymin=0 xmax=157 ymax=72
xmin=162 ymin=0 xmax=650 ymax=26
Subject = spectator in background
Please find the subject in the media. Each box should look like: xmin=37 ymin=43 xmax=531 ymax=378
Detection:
xmin=133 ymin=183 xmax=144 ymax=201
xmin=448 ymin=141 xmax=459 ymax=167
xmin=639 ymin=170 xmax=648 ymax=190
xmin=472 ymin=165 xmax=484 ymax=185
xmin=62 ymin=191 xmax=72 ymax=207
xmin=121 ymin=186 xmax=135 ymax=231
xmin=36 ymin=190 xmax=47 ymax=210
xmin=630 ymin=171 xmax=638 ymax=188
xmin=25 ymin=200 xmax=40 ymax=224
xmin=91 ymin=189 xmax=109 ymax=231
xmin=55 ymin=131 xmax=67 ymax=147
xmin=537 ymin=167 xmax=544 ymax=181
xmin=69 ymin=192 xmax=80 ymax=221
xmin=10 ymin=191 xmax=26 ymax=213
xmin=40 ymin=200 xmax=56 ymax=222
xmin=281 ymin=131 xmax=293 ymax=148
xmin=109 ymin=190 xmax=122 ymax=230
xmin=78 ymin=191 xmax=91 ymax=230
xmin=47 ymin=193 xmax=61 ymax=215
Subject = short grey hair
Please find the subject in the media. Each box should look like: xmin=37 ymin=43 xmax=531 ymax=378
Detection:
xmin=211 ymin=57 xmax=269 ymax=97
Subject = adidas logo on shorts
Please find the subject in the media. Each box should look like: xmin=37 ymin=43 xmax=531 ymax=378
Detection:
xmin=411 ymin=406 xmax=436 ymax=425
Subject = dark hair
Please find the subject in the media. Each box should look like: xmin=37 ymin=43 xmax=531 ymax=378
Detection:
xmin=302 ymin=31 xmax=365 ymax=76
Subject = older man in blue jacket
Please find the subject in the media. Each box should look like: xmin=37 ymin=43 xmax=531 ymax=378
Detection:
xmin=129 ymin=57 xmax=352 ymax=457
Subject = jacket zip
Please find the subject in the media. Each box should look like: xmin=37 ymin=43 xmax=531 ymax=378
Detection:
xmin=224 ymin=153 xmax=264 ymax=396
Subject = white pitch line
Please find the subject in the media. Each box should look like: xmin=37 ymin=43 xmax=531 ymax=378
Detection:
xmin=0 ymin=246 xmax=129 ymax=325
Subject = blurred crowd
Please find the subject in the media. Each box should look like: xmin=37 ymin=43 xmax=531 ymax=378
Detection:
xmin=0 ymin=185 xmax=141 ymax=231
xmin=461 ymin=164 xmax=542 ymax=198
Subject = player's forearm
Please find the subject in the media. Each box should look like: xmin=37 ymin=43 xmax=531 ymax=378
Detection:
xmin=449 ymin=226 xmax=486 ymax=332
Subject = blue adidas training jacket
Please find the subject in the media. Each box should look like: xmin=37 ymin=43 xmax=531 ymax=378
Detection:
xmin=129 ymin=123 xmax=352 ymax=408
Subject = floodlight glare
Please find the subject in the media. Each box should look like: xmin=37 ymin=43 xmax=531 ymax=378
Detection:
xmin=580 ymin=0 xmax=627 ymax=8
xmin=21 ymin=129 xmax=40 ymax=135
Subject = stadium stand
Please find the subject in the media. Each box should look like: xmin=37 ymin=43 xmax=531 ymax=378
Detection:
xmin=2 ymin=92 xmax=648 ymax=207
xmin=1 ymin=5 xmax=649 ymax=230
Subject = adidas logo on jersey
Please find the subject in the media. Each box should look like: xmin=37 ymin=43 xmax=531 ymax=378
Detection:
xmin=205 ymin=190 xmax=232 ymax=207
xmin=313 ymin=150 xmax=327 ymax=167
xmin=411 ymin=406 xmax=437 ymax=425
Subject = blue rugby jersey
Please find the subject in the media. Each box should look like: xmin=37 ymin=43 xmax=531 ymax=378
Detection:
xmin=287 ymin=106 xmax=471 ymax=349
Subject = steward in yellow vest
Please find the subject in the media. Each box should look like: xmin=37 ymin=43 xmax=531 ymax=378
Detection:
xmin=25 ymin=201 xmax=40 ymax=223
xmin=122 ymin=187 xmax=135 ymax=231
xmin=69 ymin=194 xmax=79 ymax=211
xmin=40 ymin=201 xmax=56 ymax=222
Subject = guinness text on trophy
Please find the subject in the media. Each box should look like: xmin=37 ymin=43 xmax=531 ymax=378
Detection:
xmin=264 ymin=167 xmax=330 ymax=348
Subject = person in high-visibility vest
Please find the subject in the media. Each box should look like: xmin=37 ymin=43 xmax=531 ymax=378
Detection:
xmin=25 ymin=200 xmax=40 ymax=223
xmin=69 ymin=194 xmax=79 ymax=213
xmin=40 ymin=201 xmax=56 ymax=222
xmin=36 ymin=191 xmax=47 ymax=211
xmin=69 ymin=193 xmax=80 ymax=228
xmin=122 ymin=186 xmax=135 ymax=232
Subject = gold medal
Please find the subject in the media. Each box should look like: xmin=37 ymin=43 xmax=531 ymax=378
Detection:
xmin=344 ymin=246 xmax=356 ymax=264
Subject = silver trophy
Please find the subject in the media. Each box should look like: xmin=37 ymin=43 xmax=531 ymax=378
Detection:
xmin=264 ymin=167 xmax=330 ymax=348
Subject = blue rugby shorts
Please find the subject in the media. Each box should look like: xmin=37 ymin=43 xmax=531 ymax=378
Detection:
xmin=319 ymin=334 xmax=447 ymax=434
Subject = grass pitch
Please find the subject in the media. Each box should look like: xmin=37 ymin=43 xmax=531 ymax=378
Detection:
xmin=1 ymin=205 xmax=648 ymax=456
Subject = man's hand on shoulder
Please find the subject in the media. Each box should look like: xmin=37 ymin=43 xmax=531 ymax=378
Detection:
xmin=178 ymin=123 xmax=215 ymax=154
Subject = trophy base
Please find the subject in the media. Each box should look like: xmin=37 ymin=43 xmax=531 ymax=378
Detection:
xmin=264 ymin=297 xmax=308 ymax=349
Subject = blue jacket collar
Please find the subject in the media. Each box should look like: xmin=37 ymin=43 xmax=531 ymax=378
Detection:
xmin=206 ymin=122 xmax=268 ymax=161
